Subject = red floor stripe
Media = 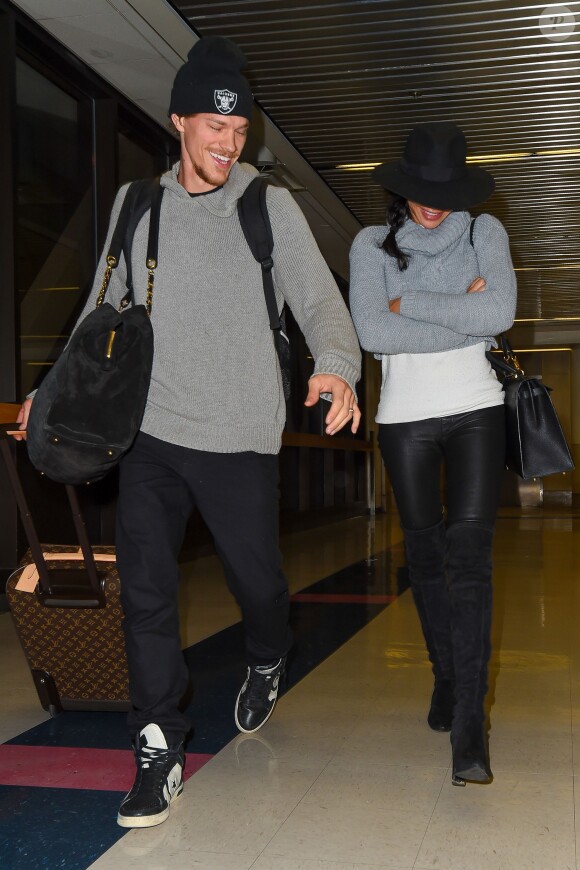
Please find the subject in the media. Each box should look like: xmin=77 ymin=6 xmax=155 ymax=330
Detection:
xmin=0 ymin=745 xmax=212 ymax=791
xmin=291 ymin=593 xmax=397 ymax=604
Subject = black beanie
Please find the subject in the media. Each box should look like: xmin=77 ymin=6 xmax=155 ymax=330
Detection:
xmin=168 ymin=36 xmax=254 ymax=120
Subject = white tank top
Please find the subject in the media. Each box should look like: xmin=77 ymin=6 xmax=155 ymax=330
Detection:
xmin=376 ymin=342 xmax=504 ymax=425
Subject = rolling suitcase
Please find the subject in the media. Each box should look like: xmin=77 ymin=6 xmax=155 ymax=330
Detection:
xmin=0 ymin=424 xmax=129 ymax=715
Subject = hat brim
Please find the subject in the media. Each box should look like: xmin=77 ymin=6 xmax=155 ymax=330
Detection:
xmin=372 ymin=161 xmax=495 ymax=210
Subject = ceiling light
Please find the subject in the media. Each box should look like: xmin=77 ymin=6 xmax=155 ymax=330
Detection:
xmin=466 ymin=152 xmax=533 ymax=163
xmin=514 ymin=264 xmax=580 ymax=270
xmin=514 ymin=316 xmax=580 ymax=323
xmin=336 ymin=147 xmax=580 ymax=171
xmin=335 ymin=163 xmax=378 ymax=171
xmin=536 ymin=147 xmax=580 ymax=156
xmin=468 ymin=147 xmax=580 ymax=162
xmin=489 ymin=346 xmax=572 ymax=352
xmin=511 ymin=347 xmax=572 ymax=352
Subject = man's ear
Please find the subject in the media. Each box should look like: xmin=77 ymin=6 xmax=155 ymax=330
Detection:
xmin=170 ymin=113 xmax=184 ymax=133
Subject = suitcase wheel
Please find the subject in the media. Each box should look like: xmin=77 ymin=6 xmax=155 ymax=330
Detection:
xmin=32 ymin=669 xmax=63 ymax=715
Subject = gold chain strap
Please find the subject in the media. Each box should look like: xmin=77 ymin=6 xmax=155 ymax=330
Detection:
xmin=145 ymin=257 xmax=157 ymax=316
xmin=508 ymin=355 xmax=524 ymax=376
xmin=97 ymin=186 xmax=158 ymax=316
xmin=503 ymin=350 xmax=525 ymax=378
xmin=96 ymin=255 xmax=117 ymax=308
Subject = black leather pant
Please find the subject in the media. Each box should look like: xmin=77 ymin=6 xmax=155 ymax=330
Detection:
xmin=378 ymin=405 xmax=506 ymax=531
xmin=379 ymin=405 xmax=506 ymax=763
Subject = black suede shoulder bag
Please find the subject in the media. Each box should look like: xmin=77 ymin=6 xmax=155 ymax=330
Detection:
xmin=27 ymin=179 xmax=163 ymax=485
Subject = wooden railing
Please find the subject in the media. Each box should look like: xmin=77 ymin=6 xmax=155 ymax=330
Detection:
xmin=0 ymin=403 xmax=19 ymax=425
xmin=280 ymin=430 xmax=374 ymax=513
xmin=282 ymin=431 xmax=372 ymax=452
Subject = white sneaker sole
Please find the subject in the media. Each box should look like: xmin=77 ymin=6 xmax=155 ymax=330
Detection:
xmin=117 ymin=783 xmax=184 ymax=828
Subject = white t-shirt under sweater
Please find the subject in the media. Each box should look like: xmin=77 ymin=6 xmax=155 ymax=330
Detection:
xmin=376 ymin=342 xmax=504 ymax=424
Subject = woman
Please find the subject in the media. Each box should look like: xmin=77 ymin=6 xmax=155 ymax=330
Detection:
xmin=350 ymin=122 xmax=516 ymax=785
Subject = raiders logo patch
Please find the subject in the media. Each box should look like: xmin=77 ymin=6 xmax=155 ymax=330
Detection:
xmin=214 ymin=89 xmax=238 ymax=114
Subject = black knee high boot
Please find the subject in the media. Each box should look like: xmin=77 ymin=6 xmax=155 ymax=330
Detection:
xmin=404 ymin=520 xmax=454 ymax=732
xmin=447 ymin=521 xmax=494 ymax=785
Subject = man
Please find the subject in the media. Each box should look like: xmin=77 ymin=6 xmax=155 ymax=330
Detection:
xmin=17 ymin=36 xmax=361 ymax=828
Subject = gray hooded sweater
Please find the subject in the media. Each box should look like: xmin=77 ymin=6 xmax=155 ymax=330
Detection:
xmin=76 ymin=162 xmax=361 ymax=455
xmin=349 ymin=211 xmax=516 ymax=357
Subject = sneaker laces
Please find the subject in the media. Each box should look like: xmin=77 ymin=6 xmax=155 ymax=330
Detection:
xmin=139 ymin=744 xmax=176 ymax=768
xmin=243 ymin=660 xmax=282 ymax=705
xmin=134 ymin=744 xmax=181 ymax=788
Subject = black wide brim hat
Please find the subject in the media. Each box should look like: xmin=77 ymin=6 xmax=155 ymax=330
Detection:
xmin=372 ymin=122 xmax=495 ymax=210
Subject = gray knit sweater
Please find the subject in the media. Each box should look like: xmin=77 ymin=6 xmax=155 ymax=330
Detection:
xmin=349 ymin=211 xmax=516 ymax=356
xmin=76 ymin=162 xmax=361 ymax=454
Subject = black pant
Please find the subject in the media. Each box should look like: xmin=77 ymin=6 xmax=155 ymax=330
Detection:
xmin=116 ymin=432 xmax=292 ymax=738
xmin=380 ymin=406 xmax=505 ymax=757
xmin=378 ymin=406 xmax=506 ymax=531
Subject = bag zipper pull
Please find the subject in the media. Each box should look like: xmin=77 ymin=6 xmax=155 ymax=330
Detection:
xmin=105 ymin=329 xmax=117 ymax=360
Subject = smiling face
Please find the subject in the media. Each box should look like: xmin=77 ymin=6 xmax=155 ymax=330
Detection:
xmin=170 ymin=112 xmax=249 ymax=193
xmin=407 ymin=200 xmax=452 ymax=229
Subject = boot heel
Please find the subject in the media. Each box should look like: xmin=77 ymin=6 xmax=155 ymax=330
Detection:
xmin=451 ymin=720 xmax=492 ymax=785
xmin=452 ymin=760 xmax=491 ymax=784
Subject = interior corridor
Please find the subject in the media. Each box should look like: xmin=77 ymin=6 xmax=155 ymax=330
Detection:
xmin=1 ymin=505 xmax=579 ymax=870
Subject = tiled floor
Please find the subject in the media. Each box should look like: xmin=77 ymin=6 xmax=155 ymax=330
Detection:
xmin=1 ymin=509 xmax=580 ymax=869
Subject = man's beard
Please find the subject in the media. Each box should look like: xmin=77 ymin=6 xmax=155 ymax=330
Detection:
xmin=194 ymin=157 xmax=233 ymax=187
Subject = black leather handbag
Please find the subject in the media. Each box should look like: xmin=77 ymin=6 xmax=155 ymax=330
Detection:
xmin=486 ymin=337 xmax=574 ymax=479
xmin=26 ymin=180 xmax=163 ymax=485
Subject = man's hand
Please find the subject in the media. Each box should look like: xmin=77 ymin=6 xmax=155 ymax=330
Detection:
xmin=12 ymin=398 xmax=32 ymax=441
xmin=304 ymin=374 xmax=361 ymax=435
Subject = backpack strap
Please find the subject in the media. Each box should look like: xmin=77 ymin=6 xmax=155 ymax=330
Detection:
xmin=121 ymin=178 xmax=162 ymax=299
xmin=99 ymin=178 xmax=162 ymax=311
xmin=238 ymin=177 xmax=292 ymax=400
xmin=237 ymin=176 xmax=281 ymax=331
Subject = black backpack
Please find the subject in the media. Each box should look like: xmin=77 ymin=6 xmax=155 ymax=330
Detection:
xmin=123 ymin=175 xmax=291 ymax=399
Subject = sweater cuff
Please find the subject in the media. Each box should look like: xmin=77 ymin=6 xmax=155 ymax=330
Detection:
xmin=398 ymin=290 xmax=419 ymax=320
xmin=312 ymin=354 xmax=360 ymax=401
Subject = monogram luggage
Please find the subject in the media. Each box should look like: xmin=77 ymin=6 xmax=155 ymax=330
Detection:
xmin=1 ymin=425 xmax=129 ymax=715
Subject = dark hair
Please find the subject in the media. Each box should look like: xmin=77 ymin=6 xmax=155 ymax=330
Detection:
xmin=381 ymin=196 xmax=410 ymax=271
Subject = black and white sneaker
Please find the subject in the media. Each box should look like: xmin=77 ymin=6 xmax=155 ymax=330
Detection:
xmin=117 ymin=724 xmax=184 ymax=828
xmin=234 ymin=657 xmax=286 ymax=734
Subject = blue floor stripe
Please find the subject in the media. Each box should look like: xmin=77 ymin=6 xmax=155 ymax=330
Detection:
xmin=0 ymin=786 xmax=123 ymax=869
xmin=2 ymin=547 xmax=408 ymax=869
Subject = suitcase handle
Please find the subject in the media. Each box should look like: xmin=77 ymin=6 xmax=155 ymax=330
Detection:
xmin=0 ymin=424 xmax=106 ymax=607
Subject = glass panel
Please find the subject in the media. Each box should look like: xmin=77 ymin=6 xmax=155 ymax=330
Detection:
xmin=118 ymin=117 xmax=176 ymax=186
xmin=118 ymin=130 xmax=162 ymax=185
xmin=15 ymin=59 xmax=93 ymax=397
